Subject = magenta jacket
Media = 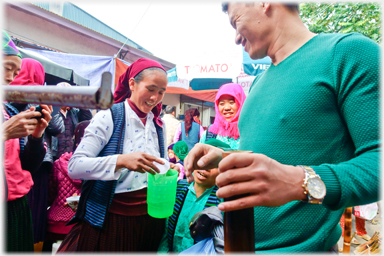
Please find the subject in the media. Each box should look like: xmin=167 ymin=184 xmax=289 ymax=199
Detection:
xmin=47 ymin=152 xmax=82 ymax=234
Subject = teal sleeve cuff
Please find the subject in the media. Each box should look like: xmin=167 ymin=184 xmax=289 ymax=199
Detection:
xmin=218 ymin=147 xmax=234 ymax=151
xmin=311 ymin=165 xmax=341 ymax=207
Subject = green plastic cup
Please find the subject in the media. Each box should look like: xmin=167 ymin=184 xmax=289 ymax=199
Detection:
xmin=147 ymin=169 xmax=178 ymax=218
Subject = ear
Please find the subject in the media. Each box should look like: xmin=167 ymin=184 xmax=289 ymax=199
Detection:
xmin=128 ymin=77 xmax=135 ymax=91
xmin=262 ymin=2 xmax=271 ymax=13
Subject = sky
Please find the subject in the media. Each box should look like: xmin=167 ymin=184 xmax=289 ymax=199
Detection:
xmin=73 ymin=2 xmax=244 ymax=65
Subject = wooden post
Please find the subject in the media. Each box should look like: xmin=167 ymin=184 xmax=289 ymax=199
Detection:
xmin=343 ymin=207 xmax=353 ymax=254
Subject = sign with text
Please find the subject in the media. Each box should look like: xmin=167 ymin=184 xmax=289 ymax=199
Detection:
xmin=176 ymin=50 xmax=242 ymax=80
xmin=242 ymin=47 xmax=271 ymax=76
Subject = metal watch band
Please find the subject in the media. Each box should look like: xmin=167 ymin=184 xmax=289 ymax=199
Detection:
xmin=298 ymin=165 xmax=324 ymax=204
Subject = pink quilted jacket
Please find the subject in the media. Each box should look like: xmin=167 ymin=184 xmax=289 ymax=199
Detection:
xmin=47 ymin=152 xmax=82 ymax=234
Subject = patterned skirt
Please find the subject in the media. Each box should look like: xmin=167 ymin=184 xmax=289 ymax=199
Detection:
xmin=57 ymin=212 xmax=165 ymax=252
xmin=6 ymin=195 xmax=34 ymax=252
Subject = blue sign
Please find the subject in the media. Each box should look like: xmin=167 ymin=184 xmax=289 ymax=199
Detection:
xmin=190 ymin=78 xmax=233 ymax=91
xmin=242 ymin=47 xmax=272 ymax=76
xmin=167 ymin=67 xmax=178 ymax=82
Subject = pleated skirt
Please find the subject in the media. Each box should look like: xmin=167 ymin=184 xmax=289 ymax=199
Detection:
xmin=57 ymin=212 xmax=165 ymax=252
xmin=6 ymin=195 xmax=34 ymax=252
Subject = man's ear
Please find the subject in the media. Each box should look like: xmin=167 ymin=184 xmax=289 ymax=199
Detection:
xmin=262 ymin=2 xmax=271 ymax=13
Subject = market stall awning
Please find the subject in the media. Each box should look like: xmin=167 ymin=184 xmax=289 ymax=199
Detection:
xmin=165 ymin=86 xmax=218 ymax=103
xmin=18 ymin=47 xmax=90 ymax=85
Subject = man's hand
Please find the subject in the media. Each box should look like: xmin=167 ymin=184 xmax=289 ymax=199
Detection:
xmin=216 ymin=153 xmax=307 ymax=212
xmin=183 ymin=143 xmax=224 ymax=183
xmin=64 ymin=193 xmax=78 ymax=212
xmin=2 ymin=110 xmax=42 ymax=141
xmin=31 ymin=105 xmax=53 ymax=139
xmin=60 ymin=106 xmax=70 ymax=118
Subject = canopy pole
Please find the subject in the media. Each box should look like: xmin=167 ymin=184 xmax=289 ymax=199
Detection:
xmin=201 ymin=101 xmax=204 ymax=127
xmin=4 ymin=72 xmax=114 ymax=110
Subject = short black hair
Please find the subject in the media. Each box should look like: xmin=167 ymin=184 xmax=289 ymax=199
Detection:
xmin=285 ymin=3 xmax=300 ymax=12
xmin=165 ymin=105 xmax=176 ymax=114
xmin=222 ymin=2 xmax=229 ymax=13
xmin=222 ymin=2 xmax=299 ymax=13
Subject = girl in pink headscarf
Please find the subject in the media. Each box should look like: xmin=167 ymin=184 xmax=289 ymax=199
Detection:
xmin=199 ymin=83 xmax=246 ymax=149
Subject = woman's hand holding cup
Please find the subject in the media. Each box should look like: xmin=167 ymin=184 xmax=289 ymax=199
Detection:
xmin=115 ymin=152 xmax=164 ymax=175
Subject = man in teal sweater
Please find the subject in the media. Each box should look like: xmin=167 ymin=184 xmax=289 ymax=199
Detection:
xmin=184 ymin=2 xmax=379 ymax=253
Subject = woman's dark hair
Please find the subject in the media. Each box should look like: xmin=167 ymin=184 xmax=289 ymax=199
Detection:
xmin=184 ymin=108 xmax=200 ymax=136
xmin=133 ymin=67 xmax=167 ymax=83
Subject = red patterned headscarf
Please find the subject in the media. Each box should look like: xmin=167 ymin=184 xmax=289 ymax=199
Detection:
xmin=184 ymin=108 xmax=200 ymax=136
xmin=208 ymin=83 xmax=246 ymax=140
xmin=114 ymin=58 xmax=167 ymax=126
xmin=9 ymin=58 xmax=45 ymax=86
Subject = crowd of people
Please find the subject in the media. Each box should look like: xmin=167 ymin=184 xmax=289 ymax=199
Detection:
xmin=2 ymin=1 xmax=379 ymax=254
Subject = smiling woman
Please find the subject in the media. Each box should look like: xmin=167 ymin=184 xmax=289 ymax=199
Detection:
xmin=57 ymin=58 xmax=171 ymax=252
xmin=199 ymin=83 xmax=246 ymax=150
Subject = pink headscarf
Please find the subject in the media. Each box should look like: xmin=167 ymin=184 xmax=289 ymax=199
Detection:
xmin=113 ymin=58 xmax=167 ymax=127
xmin=208 ymin=83 xmax=246 ymax=140
xmin=9 ymin=58 xmax=45 ymax=86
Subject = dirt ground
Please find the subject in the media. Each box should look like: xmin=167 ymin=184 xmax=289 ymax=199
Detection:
xmin=337 ymin=201 xmax=381 ymax=254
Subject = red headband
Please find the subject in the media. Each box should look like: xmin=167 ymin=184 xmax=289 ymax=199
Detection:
xmin=113 ymin=58 xmax=166 ymax=103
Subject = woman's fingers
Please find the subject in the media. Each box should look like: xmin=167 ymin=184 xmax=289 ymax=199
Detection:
xmin=141 ymin=159 xmax=160 ymax=174
xmin=141 ymin=165 xmax=157 ymax=175
xmin=22 ymin=111 xmax=41 ymax=119
xmin=151 ymin=156 xmax=164 ymax=165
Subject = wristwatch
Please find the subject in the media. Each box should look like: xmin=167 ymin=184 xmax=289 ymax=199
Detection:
xmin=298 ymin=165 xmax=326 ymax=204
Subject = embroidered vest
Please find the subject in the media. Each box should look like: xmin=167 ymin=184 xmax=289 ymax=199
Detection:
xmin=181 ymin=122 xmax=200 ymax=151
xmin=167 ymin=179 xmax=220 ymax=251
xmin=68 ymin=102 xmax=165 ymax=229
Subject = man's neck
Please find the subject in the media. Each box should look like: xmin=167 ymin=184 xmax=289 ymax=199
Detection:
xmin=268 ymin=12 xmax=316 ymax=66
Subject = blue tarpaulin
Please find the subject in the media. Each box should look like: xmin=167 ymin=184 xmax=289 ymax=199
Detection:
xmin=242 ymin=47 xmax=271 ymax=76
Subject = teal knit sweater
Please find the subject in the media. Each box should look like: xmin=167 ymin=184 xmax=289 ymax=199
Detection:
xmin=238 ymin=33 xmax=380 ymax=252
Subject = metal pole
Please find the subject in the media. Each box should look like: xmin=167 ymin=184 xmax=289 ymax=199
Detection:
xmin=3 ymin=72 xmax=114 ymax=110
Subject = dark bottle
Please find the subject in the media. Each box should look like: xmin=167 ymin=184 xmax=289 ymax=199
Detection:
xmin=222 ymin=151 xmax=255 ymax=253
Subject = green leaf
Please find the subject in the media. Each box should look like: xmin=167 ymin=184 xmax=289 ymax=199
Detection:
xmin=342 ymin=25 xmax=354 ymax=33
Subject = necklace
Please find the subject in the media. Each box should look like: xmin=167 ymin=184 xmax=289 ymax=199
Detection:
xmin=139 ymin=115 xmax=147 ymax=120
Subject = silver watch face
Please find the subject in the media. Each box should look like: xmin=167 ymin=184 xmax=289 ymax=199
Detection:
xmin=307 ymin=177 xmax=326 ymax=199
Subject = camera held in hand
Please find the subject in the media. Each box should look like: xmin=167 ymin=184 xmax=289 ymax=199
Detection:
xmin=31 ymin=105 xmax=45 ymax=120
